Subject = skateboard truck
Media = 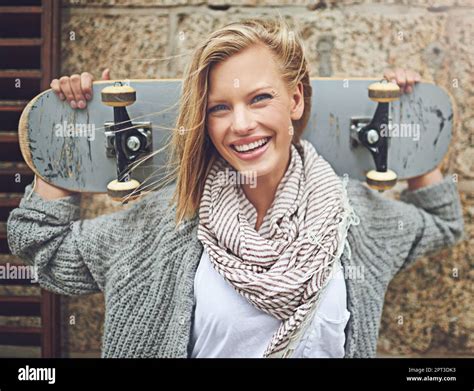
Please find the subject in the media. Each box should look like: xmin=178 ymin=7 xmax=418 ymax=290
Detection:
xmin=101 ymin=82 xmax=149 ymax=202
xmin=350 ymin=80 xmax=401 ymax=192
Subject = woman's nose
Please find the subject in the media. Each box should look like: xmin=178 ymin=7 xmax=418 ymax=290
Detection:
xmin=231 ymin=106 xmax=255 ymax=133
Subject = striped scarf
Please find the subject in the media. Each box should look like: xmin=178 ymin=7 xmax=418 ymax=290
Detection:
xmin=197 ymin=139 xmax=358 ymax=358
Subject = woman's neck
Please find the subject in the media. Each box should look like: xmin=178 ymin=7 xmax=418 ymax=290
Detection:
xmin=242 ymin=148 xmax=291 ymax=231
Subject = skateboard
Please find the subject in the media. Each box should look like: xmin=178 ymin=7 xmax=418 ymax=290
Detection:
xmin=18 ymin=78 xmax=454 ymax=200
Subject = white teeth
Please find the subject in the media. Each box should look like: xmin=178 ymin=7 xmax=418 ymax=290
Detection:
xmin=233 ymin=137 xmax=269 ymax=152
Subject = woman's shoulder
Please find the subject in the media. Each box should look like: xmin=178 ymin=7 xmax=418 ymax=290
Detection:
xmin=344 ymin=177 xmax=382 ymax=203
xmin=341 ymin=177 xmax=414 ymax=247
xmin=134 ymin=182 xmax=177 ymax=209
xmin=343 ymin=177 xmax=405 ymax=215
xmin=126 ymin=182 xmax=179 ymax=222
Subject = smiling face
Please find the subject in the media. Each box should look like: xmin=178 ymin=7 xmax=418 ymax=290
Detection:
xmin=206 ymin=44 xmax=304 ymax=181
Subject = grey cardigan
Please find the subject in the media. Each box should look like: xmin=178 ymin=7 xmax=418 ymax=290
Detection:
xmin=7 ymin=176 xmax=464 ymax=358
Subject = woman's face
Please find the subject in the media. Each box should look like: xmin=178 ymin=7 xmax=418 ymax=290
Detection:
xmin=206 ymin=44 xmax=304 ymax=180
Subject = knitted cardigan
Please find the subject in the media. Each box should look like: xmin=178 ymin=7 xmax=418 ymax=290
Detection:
xmin=7 ymin=176 xmax=464 ymax=358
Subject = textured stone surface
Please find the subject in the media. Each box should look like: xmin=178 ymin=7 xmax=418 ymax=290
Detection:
xmin=62 ymin=293 xmax=105 ymax=355
xmin=65 ymin=0 xmax=205 ymax=6
xmin=63 ymin=0 xmax=474 ymax=7
xmin=60 ymin=11 xmax=170 ymax=79
xmin=56 ymin=2 xmax=472 ymax=357
xmin=378 ymin=234 xmax=472 ymax=355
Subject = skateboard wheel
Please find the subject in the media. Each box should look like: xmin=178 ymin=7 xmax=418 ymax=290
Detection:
xmin=101 ymin=85 xmax=136 ymax=107
xmin=366 ymin=169 xmax=398 ymax=191
xmin=368 ymin=82 xmax=400 ymax=103
xmin=107 ymin=179 xmax=141 ymax=201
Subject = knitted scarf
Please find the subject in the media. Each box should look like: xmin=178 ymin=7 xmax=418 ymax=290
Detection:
xmin=197 ymin=139 xmax=359 ymax=358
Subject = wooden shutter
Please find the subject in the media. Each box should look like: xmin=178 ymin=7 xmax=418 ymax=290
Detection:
xmin=0 ymin=0 xmax=61 ymax=358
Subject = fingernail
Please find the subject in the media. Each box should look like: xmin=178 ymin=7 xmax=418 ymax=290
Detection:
xmin=70 ymin=100 xmax=77 ymax=109
xmin=85 ymin=93 xmax=92 ymax=100
xmin=59 ymin=93 xmax=65 ymax=100
xmin=78 ymin=100 xmax=86 ymax=109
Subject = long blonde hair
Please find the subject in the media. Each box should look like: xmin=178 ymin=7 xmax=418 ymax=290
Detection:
xmin=165 ymin=17 xmax=312 ymax=226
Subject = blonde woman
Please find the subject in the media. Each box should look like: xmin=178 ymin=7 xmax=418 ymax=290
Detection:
xmin=7 ymin=18 xmax=464 ymax=358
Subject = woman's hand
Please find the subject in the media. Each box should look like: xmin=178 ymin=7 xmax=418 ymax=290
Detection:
xmin=50 ymin=68 xmax=111 ymax=109
xmin=383 ymin=68 xmax=421 ymax=94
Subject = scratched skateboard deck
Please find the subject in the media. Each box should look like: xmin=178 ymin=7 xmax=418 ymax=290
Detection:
xmin=18 ymin=78 xmax=453 ymax=195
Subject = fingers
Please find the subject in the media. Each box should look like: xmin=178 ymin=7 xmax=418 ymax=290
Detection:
xmin=405 ymin=69 xmax=421 ymax=94
xmin=101 ymin=68 xmax=111 ymax=80
xmin=81 ymin=72 xmax=94 ymax=101
xmin=383 ymin=68 xmax=397 ymax=84
xmin=69 ymin=74 xmax=87 ymax=109
xmin=384 ymin=68 xmax=422 ymax=94
xmin=50 ymin=78 xmax=65 ymax=101
xmin=395 ymin=68 xmax=407 ymax=91
xmin=50 ymin=72 xmax=97 ymax=109
xmin=58 ymin=76 xmax=76 ymax=108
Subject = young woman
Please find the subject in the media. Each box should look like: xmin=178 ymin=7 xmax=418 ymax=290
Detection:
xmin=7 ymin=18 xmax=464 ymax=358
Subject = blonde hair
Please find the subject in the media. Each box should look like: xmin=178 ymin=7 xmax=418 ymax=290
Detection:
xmin=166 ymin=17 xmax=312 ymax=226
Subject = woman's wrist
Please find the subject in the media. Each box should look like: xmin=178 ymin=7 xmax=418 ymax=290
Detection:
xmin=406 ymin=166 xmax=444 ymax=191
xmin=33 ymin=175 xmax=75 ymax=200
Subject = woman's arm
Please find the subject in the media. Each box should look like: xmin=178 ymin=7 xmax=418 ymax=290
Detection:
xmin=7 ymin=180 xmax=98 ymax=295
xmin=396 ymin=174 xmax=464 ymax=272
xmin=7 ymin=178 xmax=169 ymax=296
xmin=406 ymin=166 xmax=444 ymax=191
xmin=34 ymin=175 xmax=75 ymax=200
xmin=6 ymin=68 xmax=127 ymax=295
xmin=373 ymin=68 xmax=464 ymax=272
xmin=348 ymin=175 xmax=464 ymax=277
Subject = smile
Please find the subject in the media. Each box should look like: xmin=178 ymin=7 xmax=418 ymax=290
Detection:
xmin=230 ymin=136 xmax=272 ymax=161
xmin=231 ymin=137 xmax=271 ymax=152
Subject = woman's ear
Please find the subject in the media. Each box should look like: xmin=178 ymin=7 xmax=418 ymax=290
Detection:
xmin=290 ymin=81 xmax=304 ymax=121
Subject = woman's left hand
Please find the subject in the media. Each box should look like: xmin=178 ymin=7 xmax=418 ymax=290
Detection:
xmin=383 ymin=68 xmax=421 ymax=94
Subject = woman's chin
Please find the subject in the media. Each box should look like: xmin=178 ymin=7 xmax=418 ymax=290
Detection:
xmin=233 ymin=160 xmax=276 ymax=179
xmin=221 ymin=142 xmax=284 ymax=179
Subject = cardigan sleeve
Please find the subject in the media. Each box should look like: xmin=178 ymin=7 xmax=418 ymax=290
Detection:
xmin=347 ymin=175 xmax=465 ymax=276
xmin=6 ymin=180 xmax=170 ymax=296
xmin=395 ymin=175 xmax=465 ymax=272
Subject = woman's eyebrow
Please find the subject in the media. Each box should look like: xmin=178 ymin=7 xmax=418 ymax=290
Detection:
xmin=245 ymin=85 xmax=274 ymax=96
xmin=208 ymin=85 xmax=274 ymax=104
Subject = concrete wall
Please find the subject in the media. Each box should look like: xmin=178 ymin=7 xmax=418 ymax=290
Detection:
xmin=58 ymin=0 xmax=473 ymax=357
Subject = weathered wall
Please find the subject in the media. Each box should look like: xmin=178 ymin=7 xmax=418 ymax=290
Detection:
xmin=58 ymin=0 xmax=472 ymax=357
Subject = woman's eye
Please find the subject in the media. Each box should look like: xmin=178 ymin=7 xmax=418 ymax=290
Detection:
xmin=208 ymin=93 xmax=272 ymax=114
xmin=252 ymin=93 xmax=273 ymax=104
xmin=208 ymin=104 xmax=228 ymax=114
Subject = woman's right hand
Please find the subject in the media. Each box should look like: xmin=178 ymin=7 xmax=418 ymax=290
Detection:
xmin=50 ymin=68 xmax=111 ymax=109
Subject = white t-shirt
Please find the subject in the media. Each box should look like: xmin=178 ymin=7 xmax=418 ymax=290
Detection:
xmin=190 ymin=248 xmax=351 ymax=358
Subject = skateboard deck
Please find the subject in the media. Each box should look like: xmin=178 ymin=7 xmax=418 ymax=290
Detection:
xmin=18 ymin=78 xmax=453 ymax=196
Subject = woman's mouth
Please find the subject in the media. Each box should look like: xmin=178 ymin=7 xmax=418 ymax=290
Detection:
xmin=230 ymin=137 xmax=272 ymax=161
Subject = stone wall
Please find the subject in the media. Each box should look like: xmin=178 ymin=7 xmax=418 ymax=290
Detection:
xmin=59 ymin=0 xmax=473 ymax=357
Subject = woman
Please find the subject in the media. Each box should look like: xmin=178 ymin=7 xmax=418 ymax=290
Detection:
xmin=7 ymin=18 xmax=464 ymax=358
